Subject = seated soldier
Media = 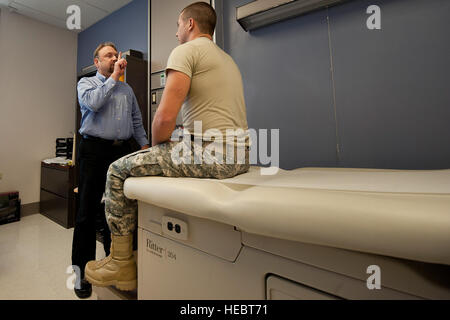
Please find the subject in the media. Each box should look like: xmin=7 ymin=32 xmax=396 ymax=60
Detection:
xmin=84 ymin=2 xmax=250 ymax=291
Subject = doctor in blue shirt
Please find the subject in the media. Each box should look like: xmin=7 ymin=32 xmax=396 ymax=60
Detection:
xmin=72 ymin=42 xmax=149 ymax=299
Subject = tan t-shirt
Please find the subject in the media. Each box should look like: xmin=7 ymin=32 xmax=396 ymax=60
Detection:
xmin=166 ymin=37 xmax=249 ymax=143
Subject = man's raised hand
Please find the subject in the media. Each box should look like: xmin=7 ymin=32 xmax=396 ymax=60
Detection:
xmin=112 ymin=51 xmax=127 ymax=81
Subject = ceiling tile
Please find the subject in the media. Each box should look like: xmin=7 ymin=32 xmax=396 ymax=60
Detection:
xmin=80 ymin=0 xmax=133 ymax=14
xmin=1 ymin=0 xmax=134 ymax=32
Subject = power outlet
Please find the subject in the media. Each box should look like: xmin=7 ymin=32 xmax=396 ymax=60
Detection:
xmin=161 ymin=216 xmax=188 ymax=241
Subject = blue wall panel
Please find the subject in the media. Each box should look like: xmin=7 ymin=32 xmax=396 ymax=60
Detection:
xmin=222 ymin=0 xmax=450 ymax=170
xmin=329 ymin=0 xmax=450 ymax=169
xmin=77 ymin=0 xmax=148 ymax=72
xmin=223 ymin=0 xmax=338 ymax=170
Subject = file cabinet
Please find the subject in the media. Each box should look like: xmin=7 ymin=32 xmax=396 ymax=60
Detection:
xmin=40 ymin=162 xmax=76 ymax=228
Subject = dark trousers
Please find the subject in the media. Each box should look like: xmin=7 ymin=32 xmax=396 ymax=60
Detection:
xmin=71 ymin=137 xmax=133 ymax=278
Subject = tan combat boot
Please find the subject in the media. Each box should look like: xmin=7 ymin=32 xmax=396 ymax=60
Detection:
xmin=85 ymin=234 xmax=136 ymax=291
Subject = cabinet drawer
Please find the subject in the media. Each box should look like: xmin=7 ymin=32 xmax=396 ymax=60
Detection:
xmin=266 ymin=275 xmax=340 ymax=300
xmin=40 ymin=189 xmax=69 ymax=227
xmin=41 ymin=165 xmax=69 ymax=198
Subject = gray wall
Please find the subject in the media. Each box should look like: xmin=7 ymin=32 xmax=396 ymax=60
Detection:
xmin=0 ymin=9 xmax=77 ymax=204
xmin=221 ymin=0 xmax=450 ymax=170
xmin=151 ymin=0 xmax=209 ymax=73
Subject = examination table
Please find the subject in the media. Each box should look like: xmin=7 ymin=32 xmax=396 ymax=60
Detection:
xmin=122 ymin=166 xmax=450 ymax=299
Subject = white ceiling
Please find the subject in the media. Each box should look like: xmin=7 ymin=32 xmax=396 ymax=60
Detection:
xmin=0 ymin=0 xmax=133 ymax=33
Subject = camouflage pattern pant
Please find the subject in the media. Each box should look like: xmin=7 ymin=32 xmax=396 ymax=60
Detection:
xmin=105 ymin=140 xmax=249 ymax=235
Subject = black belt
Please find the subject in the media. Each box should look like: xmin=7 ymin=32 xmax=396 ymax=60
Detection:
xmin=83 ymin=135 xmax=129 ymax=146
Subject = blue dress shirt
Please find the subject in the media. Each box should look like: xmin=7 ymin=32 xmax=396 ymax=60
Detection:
xmin=77 ymin=72 xmax=149 ymax=147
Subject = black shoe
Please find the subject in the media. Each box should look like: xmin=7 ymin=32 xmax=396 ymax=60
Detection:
xmin=74 ymin=279 xmax=92 ymax=299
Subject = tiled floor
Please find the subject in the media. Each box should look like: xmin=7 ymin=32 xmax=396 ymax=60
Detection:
xmin=0 ymin=213 xmax=105 ymax=300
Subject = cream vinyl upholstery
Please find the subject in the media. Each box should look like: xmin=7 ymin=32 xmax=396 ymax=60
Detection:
xmin=124 ymin=166 xmax=450 ymax=265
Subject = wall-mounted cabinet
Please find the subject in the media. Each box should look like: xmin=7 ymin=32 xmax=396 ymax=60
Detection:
xmin=236 ymin=0 xmax=348 ymax=31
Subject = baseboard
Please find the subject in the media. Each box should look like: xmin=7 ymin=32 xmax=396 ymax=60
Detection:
xmin=21 ymin=202 xmax=40 ymax=217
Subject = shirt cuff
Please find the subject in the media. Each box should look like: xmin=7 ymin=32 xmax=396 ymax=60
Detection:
xmin=136 ymin=137 xmax=150 ymax=148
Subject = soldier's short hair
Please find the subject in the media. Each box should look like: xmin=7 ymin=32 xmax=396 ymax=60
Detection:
xmin=181 ymin=2 xmax=216 ymax=36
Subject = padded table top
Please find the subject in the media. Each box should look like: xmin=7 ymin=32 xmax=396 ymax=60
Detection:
xmin=124 ymin=166 xmax=450 ymax=265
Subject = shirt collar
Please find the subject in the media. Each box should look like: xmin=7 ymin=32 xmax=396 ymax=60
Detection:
xmin=96 ymin=71 xmax=107 ymax=82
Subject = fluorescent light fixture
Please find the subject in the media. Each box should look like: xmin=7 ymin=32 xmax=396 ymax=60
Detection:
xmin=236 ymin=0 xmax=348 ymax=31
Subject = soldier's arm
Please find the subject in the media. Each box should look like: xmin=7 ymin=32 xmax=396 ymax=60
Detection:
xmin=151 ymin=69 xmax=190 ymax=146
